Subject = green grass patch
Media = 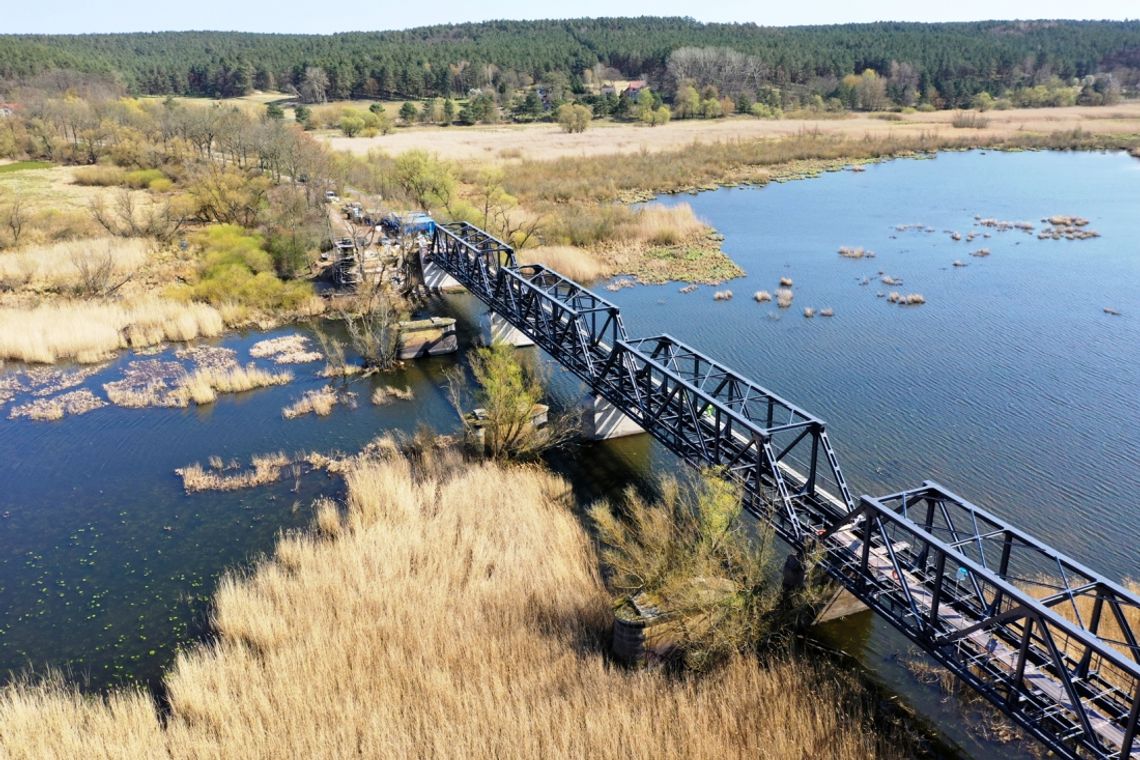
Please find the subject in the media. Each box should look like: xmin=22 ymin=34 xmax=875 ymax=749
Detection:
xmin=0 ymin=161 xmax=53 ymax=174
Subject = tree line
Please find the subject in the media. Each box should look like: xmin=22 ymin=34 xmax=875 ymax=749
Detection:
xmin=0 ymin=18 xmax=1138 ymax=108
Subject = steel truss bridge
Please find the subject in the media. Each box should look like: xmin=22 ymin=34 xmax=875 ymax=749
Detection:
xmin=429 ymin=221 xmax=1140 ymax=760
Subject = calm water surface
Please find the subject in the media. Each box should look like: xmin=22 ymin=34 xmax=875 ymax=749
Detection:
xmin=0 ymin=150 xmax=1136 ymax=758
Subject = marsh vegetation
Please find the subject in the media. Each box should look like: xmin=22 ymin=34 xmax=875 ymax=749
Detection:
xmin=0 ymin=443 xmax=912 ymax=759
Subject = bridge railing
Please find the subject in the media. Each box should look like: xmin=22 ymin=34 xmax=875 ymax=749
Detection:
xmin=623 ymin=335 xmax=854 ymax=514
xmin=594 ymin=334 xmax=854 ymax=541
xmin=820 ymin=483 xmax=1140 ymax=759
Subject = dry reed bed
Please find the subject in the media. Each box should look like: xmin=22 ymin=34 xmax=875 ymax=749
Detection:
xmin=282 ymin=386 xmax=348 ymax=419
xmin=371 ymin=385 xmax=414 ymax=405
xmin=0 ymin=450 xmax=906 ymax=759
xmin=249 ymin=335 xmax=323 ymax=365
xmin=175 ymin=452 xmax=291 ymax=493
xmin=181 ymin=364 xmax=293 ymax=406
xmin=7 ymin=389 xmax=106 ymax=421
xmin=0 ymin=299 xmax=224 ymax=364
xmin=0 ymin=238 xmax=149 ymax=292
xmin=518 ymin=246 xmax=606 ymax=283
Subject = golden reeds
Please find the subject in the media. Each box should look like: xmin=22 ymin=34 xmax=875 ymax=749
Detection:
xmin=0 ymin=238 xmax=148 ymax=292
xmin=7 ymin=389 xmax=106 ymax=421
xmin=249 ymin=335 xmax=323 ymax=364
xmin=0 ymin=299 xmax=224 ymax=364
xmin=625 ymin=203 xmax=708 ymax=246
xmin=282 ymin=386 xmax=340 ymax=419
xmin=519 ymin=246 xmax=607 ymax=283
xmin=175 ymin=452 xmax=290 ymax=493
xmin=0 ymin=449 xmax=907 ymax=759
xmin=184 ymin=364 xmax=292 ymax=398
xmin=371 ymin=385 xmax=414 ymax=405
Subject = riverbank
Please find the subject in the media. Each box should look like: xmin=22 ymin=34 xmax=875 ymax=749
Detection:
xmin=325 ymin=102 xmax=1140 ymax=162
xmin=0 ymin=443 xmax=910 ymax=759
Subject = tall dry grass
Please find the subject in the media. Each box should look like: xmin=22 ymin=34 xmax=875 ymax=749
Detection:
xmin=624 ymin=203 xmax=708 ymax=246
xmin=0 ymin=238 xmax=149 ymax=292
xmin=175 ymin=452 xmax=290 ymax=493
xmin=181 ymin=364 xmax=293 ymax=405
xmin=519 ymin=245 xmax=608 ymax=282
xmin=0 ymin=449 xmax=906 ymax=760
xmin=0 ymin=299 xmax=224 ymax=364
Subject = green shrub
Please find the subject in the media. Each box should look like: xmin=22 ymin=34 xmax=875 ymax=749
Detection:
xmin=124 ymin=168 xmax=166 ymax=189
xmin=750 ymin=103 xmax=782 ymax=120
xmin=185 ymin=224 xmax=312 ymax=312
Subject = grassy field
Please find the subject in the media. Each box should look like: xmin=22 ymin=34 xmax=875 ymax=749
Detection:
xmin=0 ymin=445 xmax=910 ymax=759
xmin=0 ymin=160 xmax=54 ymax=174
xmin=324 ymin=102 xmax=1140 ymax=161
xmin=0 ymin=165 xmax=154 ymax=215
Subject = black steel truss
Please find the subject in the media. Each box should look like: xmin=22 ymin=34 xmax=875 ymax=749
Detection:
xmin=429 ymin=221 xmax=1140 ymax=760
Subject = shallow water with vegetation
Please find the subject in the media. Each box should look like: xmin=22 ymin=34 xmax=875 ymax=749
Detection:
xmin=0 ymin=150 xmax=1137 ymax=758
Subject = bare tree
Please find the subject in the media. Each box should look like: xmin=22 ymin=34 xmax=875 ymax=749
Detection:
xmin=341 ymin=292 xmax=402 ymax=372
xmin=70 ymin=246 xmax=132 ymax=296
xmin=2 ymin=196 xmax=26 ymax=247
xmin=665 ymin=47 xmax=770 ymax=98
xmin=89 ymin=188 xmax=189 ymax=241
xmin=299 ymin=67 xmax=329 ymax=105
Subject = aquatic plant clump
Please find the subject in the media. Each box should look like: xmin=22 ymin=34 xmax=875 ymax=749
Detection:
xmin=183 ymin=364 xmax=293 ymax=399
xmin=174 ymin=345 xmax=238 ymax=372
xmin=7 ymin=389 xmax=107 ymax=421
xmin=605 ymin=278 xmax=636 ymax=292
xmin=282 ymin=387 xmax=344 ymax=419
xmin=753 ymin=290 xmax=772 ymax=302
xmin=175 ymin=451 xmax=291 ymax=493
xmin=1038 ymin=215 xmax=1100 ymax=240
xmin=371 ymin=386 xmax=414 ymax=405
xmin=249 ymin=335 xmax=323 ymax=365
xmin=104 ymin=360 xmax=192 ymax=408
xmin=713 ymin=290 xmax=733 ymax=301
xmin=776 ymin=288 xmax=794 ymax=308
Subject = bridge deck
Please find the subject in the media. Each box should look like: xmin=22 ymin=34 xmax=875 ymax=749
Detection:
xmin=427 ymin=220 xmax=1140 ymax=760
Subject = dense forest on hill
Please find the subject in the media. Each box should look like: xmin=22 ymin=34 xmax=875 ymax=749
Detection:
xmin=1 ymin=18 xmax=1139 ymax=107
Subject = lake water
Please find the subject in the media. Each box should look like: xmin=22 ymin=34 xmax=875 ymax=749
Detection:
xmin=0 ymin=149 xmax=1136 ymax=758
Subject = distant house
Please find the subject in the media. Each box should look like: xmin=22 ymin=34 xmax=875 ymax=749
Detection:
xmin=0 ymin=103 xmax=17 ymax=118
xmin=600 ymin=85 xmax=617 ymax=96
xmin=623 ymin=80 xmax=648 ymax=96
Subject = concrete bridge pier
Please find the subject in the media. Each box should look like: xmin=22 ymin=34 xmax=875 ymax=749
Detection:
xmin=483 ymin=312 xmax=535 ymax=347
xmin=580 ymin=394 xmax=645 ymax=440
xmin=781 ymin=553 xmax=868 ymax=625
xmin=420 ymin=249 xmax=465 ymax=293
